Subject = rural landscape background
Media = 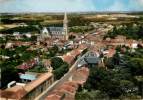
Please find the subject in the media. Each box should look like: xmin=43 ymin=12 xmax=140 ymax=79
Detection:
xmin=0 ymin=0 xmax=143 ymax=100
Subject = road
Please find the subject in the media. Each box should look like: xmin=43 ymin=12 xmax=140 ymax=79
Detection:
xmin=36 ymin=51 xmax=90 ymax=100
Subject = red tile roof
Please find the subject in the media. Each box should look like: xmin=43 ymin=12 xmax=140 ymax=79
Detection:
xmin=72 ymin=67 xmax=89 ymax=85
xmin=106 ymin=48 xmax=116 ymax=58
xmin=1 ymin=86 xmax=27 ymax=99
xmin=64 ymin=81 xmax=79 ymax=90
xmin=13 ymin=41 xmax=31 ymax=46
xmin=17 ymin=59 xmax=37 ymax=70
xmin=45 ymin=94 xmax=62 ymax=100
xmin=63 ymin=55 xmax=74 ymax=64
xmin=46 ymin=82 xmax=77 ymax=100
xmin=46 ymin=67 xmax=89 ymax=100
xmin=62 ymin=49 xmax=82 ymax=64
xmin=57 ymin=84 xmax=76 ymax=94
xmin=46 ymin=90 xmax=65 ymax=100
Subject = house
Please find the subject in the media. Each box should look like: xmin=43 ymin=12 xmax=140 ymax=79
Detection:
xmin=61 ymin=48 xmax=82 ymax=65
xmin=102 ymin=48 xmax=116 ymax=58
xmin=45 ymin=81 xmax=79 ymax=100
xmin=13 ymin=32 xmax=21 ymax=40
xmin=72 ymin=66 xmax=89 ymax=86
xmin=17 ymin=58 xmax=38 ymax=70
xmin=25 ymin=33 xmax=32 ymax=38
xmin=45 ymin=66 xmax=89 ymax=100
xmin=1 ymin=72 xmax=54 ymax=100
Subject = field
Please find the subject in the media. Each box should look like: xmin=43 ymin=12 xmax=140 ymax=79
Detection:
xmin=0 ymin=12 xmax=143 ymax=33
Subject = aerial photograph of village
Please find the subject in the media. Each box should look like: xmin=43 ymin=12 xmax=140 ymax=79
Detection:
xmin=0 ymin=0 xmax=143 ymax=100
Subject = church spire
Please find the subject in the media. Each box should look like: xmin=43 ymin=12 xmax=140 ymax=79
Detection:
xmin=64 ymin=12 xmax=67 ymax=23
xmin=63 ymin=12 xmax=68 ymax=41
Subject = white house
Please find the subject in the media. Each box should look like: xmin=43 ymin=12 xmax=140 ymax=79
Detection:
xmin=25 ymin=33 xmax=32 ymax=38
xmin=132 ymin=43 xmax=138 ymax=49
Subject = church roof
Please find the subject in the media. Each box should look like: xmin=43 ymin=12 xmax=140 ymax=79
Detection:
xmin=48 ymin=27 xmax=63 ymax=32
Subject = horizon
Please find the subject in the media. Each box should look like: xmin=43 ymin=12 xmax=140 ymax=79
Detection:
xmin=0 ymin=0 xmax=143 ymax=13
xmin=1 ymin=11 xmax=143 ymax=14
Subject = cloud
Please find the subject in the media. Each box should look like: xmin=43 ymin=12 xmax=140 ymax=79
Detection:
xmin=106 ymin=0 xmax=143 ymax=11
xmin=0 ymin=0 xmax=142 ymax=12
xmin=128 ymin=0 xmax=143 ymax=11
xmin=136 ymin=0 xmax=143 ymax=6
xmin=30 ymin=0 xmax=95 ymax=12
xmin=137 ymin=0 xmax=143 ymax=4
xmin=0 ymin=0 xmax=96 ymax=12
xmin=0 ymin=0 xmax=5 ymax=2
xmin=0 ymin=0 xmax=11 ymax=3
xmin=107 ymin=1 xmax=126 ymax=11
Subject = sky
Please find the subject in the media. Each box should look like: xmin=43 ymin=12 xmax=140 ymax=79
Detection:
xmin=0 ymin=0 xmax=143 ymax=13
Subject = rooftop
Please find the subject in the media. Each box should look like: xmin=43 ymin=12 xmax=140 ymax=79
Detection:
xmin=24 ymin=73 xmax=53 ymax=92
xmin=72 ymin=67 xmax=89 ymax=85
xmin=1 ymin=72 xmax=53 ymax=99
xmin=45 ymin=66 xmax=89 ymax=100
xmin=17 ymin=59 xmax=37 ymax=70
xmin=19 ymin=73 xmax=37 ymax=81
xmin=45 ymin=94 xmax=62 ymax=100
xmin=49 ymin=27 xmax=63 ymax=32
xmin=1 ymin=85 xmax=26 ymax=99
xmin=61 ymin=48 xmax=82 ymax=64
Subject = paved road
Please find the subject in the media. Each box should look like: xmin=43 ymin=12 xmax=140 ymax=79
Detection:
xmin=36 ymin=51 xmax=90 ymax=100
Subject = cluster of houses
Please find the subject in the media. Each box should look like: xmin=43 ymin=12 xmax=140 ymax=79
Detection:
xmin=17 ymin=57 xmax=39 ymax=71
xmin=46 ymin=66 xmax=89 ymax=100
xmin=2 ymin=32 xmax=142 ymax=99
xmin=1 ymin=45 xmax=87 ymax=100
xmin=5 ymin=41 xmax=32 ymax=49
xmin=13 ymin=32 xmax=32 ymax=40
xmin=103 ymin=35 xmax=143 ymax=49
xmin=90 ymin=22 xmax=113 ymax=33
xmin=1 ymin=12 xmax=142 ymax=100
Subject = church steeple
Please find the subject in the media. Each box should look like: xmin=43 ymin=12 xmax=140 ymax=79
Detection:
xmin=63 ymin=12 xmax=68 ymax=41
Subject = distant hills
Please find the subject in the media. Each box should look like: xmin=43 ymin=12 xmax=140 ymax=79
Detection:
xmin=1 ymin=11 xmax=143 ymax=15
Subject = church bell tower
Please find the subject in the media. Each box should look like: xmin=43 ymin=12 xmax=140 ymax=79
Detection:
xmin=63 ymin=12 xmax=68 ymax=41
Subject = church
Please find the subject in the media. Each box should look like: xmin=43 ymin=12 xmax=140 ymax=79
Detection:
xmin=40 ymin=12 xmax=68 ymax=41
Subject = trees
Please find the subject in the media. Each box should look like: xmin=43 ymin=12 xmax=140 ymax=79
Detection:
xmin=51 ymin=45 xmax=59 ymax=54
xmin=46 ymin=45 xmax=59 ymax=58
xmin=53 ymin=62 xmax=69 ymax=80
xmin=68 ymin=16 xmax=90 ymax=27
xmin=75 ymin=45 xmax=143 ymax=99
xmin=75 ymin=90 xmax=109 ymax=100
xmin=51 ymin=57 xmax=64 ymax=70
xmin=21 ymin=35 xmax=37 ymax=42
xmin=28 ymin=61 xmax=48 ymax=73
xmin=128 ymin=58 xmax=143 ymax=76
xmin=0 ymin=46 xmax=38 ymax=89
xmin=135 ymin=76 xmax=143 ymax=97
xmin=120 ymin=80 xmax=135 ymax=94
xmin=0 ymin=26 xmax=40 ymax=34
xmin=104 ymin=23 xmax=143 ymax=40
xmin=51 ymin=57 xmax=69 ymax=80
xmin=137 ymin=25 xmax=143 ymax=38
xmin=68 ymin=35 xmax=76 ymax=40
xmin=78 ymin=67 xmax=123 ymax=98
xmin=1 ymin=63 xmax=20 ymax=89
xmin=77 ymin=48 xmax=142 ymax=98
